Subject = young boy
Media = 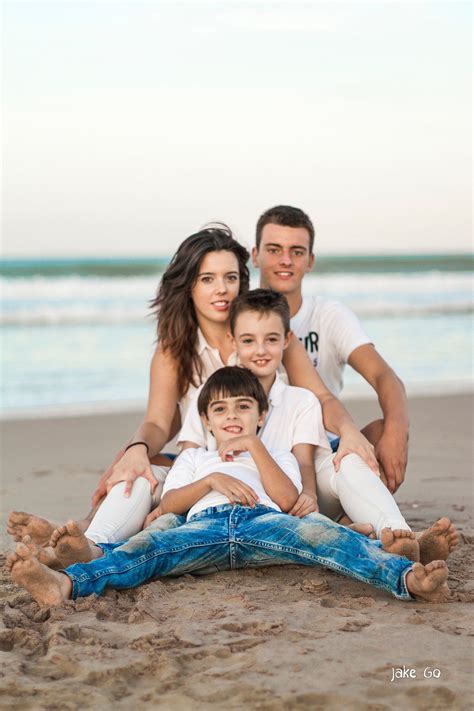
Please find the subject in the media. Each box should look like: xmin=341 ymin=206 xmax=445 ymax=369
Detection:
xmin=7 ymin=366 xmax=449 ymax=605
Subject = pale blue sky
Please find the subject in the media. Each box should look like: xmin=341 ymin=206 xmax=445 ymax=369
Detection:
xmin=2 ymin=0 xmax=472 ymax=256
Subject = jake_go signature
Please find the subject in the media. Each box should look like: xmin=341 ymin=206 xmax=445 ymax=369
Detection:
xmin=390 ymin=665 xmax=441 ymax=682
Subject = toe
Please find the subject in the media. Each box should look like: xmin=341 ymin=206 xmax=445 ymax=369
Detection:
xmin=5 ymin=553 xmax=19 ymax=569
xmin=15 ymin=542 xmax=32 ymax=560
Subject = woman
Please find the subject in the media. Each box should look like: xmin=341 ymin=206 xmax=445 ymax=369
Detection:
xmin=8 ymin=225 xmax=378 ymax=550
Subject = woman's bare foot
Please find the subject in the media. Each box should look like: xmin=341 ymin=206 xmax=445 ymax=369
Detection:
xmin=381 ymin=528 xmax=420 ymax=562
xmin=406 ymin=560 xmax=450 ymax=602
xmin=49 ymin=521 xmax=102 ymax=567
xmin=348 ymin=523 xmax=376 ymax=539
xmin=6 ymin=542 xmax=72 ymax=607
xmin=21 ymin=534 xmax=62 ymax=569
xmin=7 ymin=511 xmax=56 ymax=546
xmin=417 ymin=517 xmax=459 ymax=565
xmin=338 ymin=514 xmax=376 ymax=539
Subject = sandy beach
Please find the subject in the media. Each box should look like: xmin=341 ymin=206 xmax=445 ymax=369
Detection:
xmin=0 ymin=393 xmax=473 ymax=710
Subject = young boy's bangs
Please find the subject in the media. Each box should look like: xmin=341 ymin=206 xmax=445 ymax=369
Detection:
xmin=198 ymin=366 xmax=268 ymax=416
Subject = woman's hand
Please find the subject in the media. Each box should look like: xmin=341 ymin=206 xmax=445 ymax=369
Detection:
xmin=105 ymin=444 xmax=158 ymax=497
xmin=333 ymin=426 xmax=379 ymax=474
xmin=288 ymin=490 xmax=319 ymax=518
xmin=207 ymin=472 xmax=260 ymax=507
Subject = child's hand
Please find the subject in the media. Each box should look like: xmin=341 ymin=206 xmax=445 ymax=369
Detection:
xmin=144 ymin=505 xmax=163 ymax=529
xmin=288 ymin=491 xmax=319 ymax=518
xmin=217 ymin=435 xmax=256 ymax=461
xmin=207 ymin=473 xmax=260 ymax=507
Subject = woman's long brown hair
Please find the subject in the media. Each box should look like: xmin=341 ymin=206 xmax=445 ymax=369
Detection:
xmin=150 ymin=226 xmax=250 ymax=399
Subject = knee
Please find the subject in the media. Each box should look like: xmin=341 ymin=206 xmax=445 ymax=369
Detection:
xmin=110 ymin=477 xmax=153 ymax=503
xmin=360 ymin=419 xmax=384 ymax=445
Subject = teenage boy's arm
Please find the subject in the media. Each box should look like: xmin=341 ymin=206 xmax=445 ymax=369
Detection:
xmin=288 ymin=444 xmax=319 ymax=517
xmin=218 ymin=436 xmax=299 ymax=512
xmin=348 ymin=345 xmax=409 ymax=492
xmin=283 ymin=337 xmax=379 ymax=473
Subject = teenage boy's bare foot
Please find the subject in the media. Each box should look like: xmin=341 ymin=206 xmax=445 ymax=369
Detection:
xmin=406 ymin=561 xmax=450 ymax=602
xmin=417 ymin=518 xmax=459 ymax=565
xmin=6 ymin=543 xmax=72 ymax=607
xmin=7 ymin=511 xmax=56 ymax=546
xmin=381 ymin=528 xmax=420 ymax=562
xmin=49 ymin=521 xmax=102 ymax=567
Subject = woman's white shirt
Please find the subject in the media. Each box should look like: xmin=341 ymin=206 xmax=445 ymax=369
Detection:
xmin=178 ymin=328 xmax=237 ymax=421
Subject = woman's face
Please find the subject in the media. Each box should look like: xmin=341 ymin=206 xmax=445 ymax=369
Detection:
xmin=191 ymin=250 xmax=241 ymax=325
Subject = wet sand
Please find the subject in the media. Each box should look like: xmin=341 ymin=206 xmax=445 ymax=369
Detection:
xmin=1 ymin=394 xmax=473 ymax=710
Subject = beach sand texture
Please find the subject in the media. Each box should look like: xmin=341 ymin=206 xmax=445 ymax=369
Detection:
xmin=1 ymin=394 xmax=473 ymax=710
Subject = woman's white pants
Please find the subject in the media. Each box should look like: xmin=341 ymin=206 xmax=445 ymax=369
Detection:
xmin=85 ymin=466 xmax=168 ymax=544
xmin=85 ymin=454 xmax=410 ymax=545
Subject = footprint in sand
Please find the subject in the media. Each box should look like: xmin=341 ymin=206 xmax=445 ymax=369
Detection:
xmin=339 ymin=619 xmax=371 ymax=632
xmin=320 ymin=595 xmax=375 ymax=610
xmin=299 ymin=578 xmax=331 ymax=596
xmin=219 ymin=620 xmax=285 ymax=636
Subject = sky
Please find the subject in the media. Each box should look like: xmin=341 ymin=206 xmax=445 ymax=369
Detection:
xmin=2 ymin=0 xmax=472 ymax=257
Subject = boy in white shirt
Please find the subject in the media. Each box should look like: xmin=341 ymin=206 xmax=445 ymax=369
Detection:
xmin=174 ymin=289 xmax=457 ymax=565
xmin=7 ymin=366 xmax=449 ymax=605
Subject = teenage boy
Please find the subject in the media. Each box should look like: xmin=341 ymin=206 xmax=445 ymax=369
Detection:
xmin=252 ymin=205 xmax=409 ymax=494
xmin=7 ymin=367 xmax=449 ymax=605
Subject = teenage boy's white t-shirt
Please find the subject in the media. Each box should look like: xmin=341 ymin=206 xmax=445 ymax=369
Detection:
xmin=177 ymin=374 xmax=331 ymax=453
xmin=161 ymin=447 xmax=302 ymax=521
xmin=290 ymin=296 xmax=371 ymax=397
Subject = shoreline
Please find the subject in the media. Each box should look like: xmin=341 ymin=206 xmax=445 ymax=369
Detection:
xmin=1 ymin=380 xmax=473 ymax=422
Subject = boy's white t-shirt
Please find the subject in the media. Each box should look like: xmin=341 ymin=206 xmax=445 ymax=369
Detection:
xmin=177 ymin=374 xmax=331 ymax=453
xmin=161 ymin=447 xmax=302 ymax=521
xmin=290 ymin=296 xmax=371 ymax=397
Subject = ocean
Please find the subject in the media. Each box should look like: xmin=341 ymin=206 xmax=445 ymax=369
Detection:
xmin=1 ymin=254 xmax=472 ymax=417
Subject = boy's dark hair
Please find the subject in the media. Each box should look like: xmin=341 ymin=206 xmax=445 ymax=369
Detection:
xmin=229 ymin=288 xmax=290 ymax=336
xmin=197 ymin=366 xmax=268 ymax=416
xmin=255 ymin=205 xmax=315 ymax=253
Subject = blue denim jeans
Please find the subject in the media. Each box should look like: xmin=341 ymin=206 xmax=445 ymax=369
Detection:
xmin=65 ymin=505 xmax=414 ymax=600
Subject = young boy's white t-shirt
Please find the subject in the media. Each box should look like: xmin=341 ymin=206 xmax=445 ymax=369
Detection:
xmin=177 ymin=374 xmax=331 ymax=453
xmin=290 ymin=296 xmax=371 ymax=397
xmin=161 ymin=447 xmax=302 ymax=521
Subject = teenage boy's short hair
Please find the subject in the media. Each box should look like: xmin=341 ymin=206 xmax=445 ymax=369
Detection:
xmin=255 ymin=205 xmax=315 ymax=253
xmin=198 ymin=366 xmax=268 ymax=416
xmin=229 ymin=289 xmax=290 ymax=336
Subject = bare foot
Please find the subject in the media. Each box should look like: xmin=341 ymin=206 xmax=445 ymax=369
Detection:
xmin=348 ymin=522 xmax=376 ymax=539
xmin=21 ymin=534 xmax=62 ymax=569
xmin=7 ymin=511 xmax=56 ymax=546
xmin=417 ymin=517 xmax=459 ymax=565
xmin=381 ymin=528 xmax=420 ymax=562
xmin=6 ymin=542 xmax=72 ymax=607
xmin=49 ymin=520 xmax=102 ymax=567
xmin=339 ymin=514 xmax=376 ymax=539
xmin=406 ymin=560 xmax=450 ymax=602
